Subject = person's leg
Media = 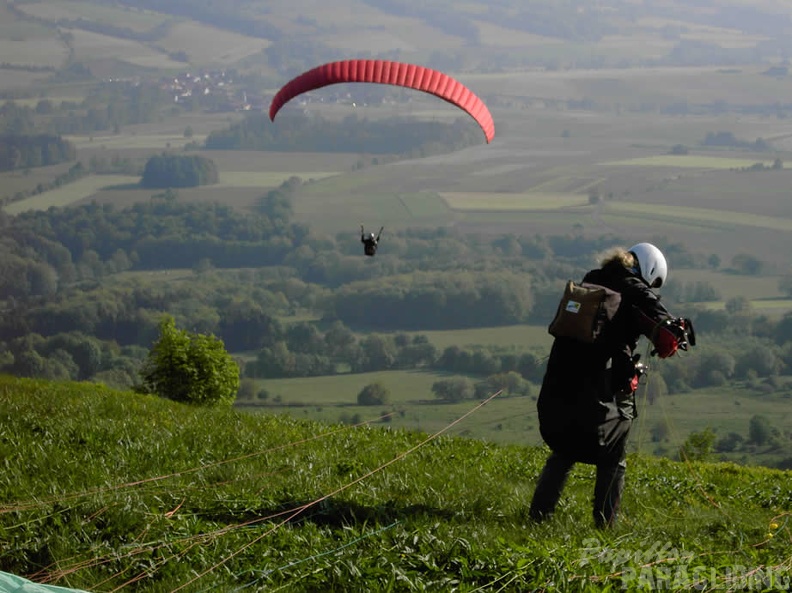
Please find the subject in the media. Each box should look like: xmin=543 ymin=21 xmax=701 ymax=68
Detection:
xmin=593 ymin=419 xmax=631 ymax=528
xmin=593 ymin=458 xmax=626 ymax=528
xmin=529 ymin=451 xmax=575 ymax=522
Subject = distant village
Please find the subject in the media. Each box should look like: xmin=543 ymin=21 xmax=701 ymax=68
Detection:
xmin=156 ymin=69 xmax=407 ymax=114
xmin=159 ymin=70 xmax=267 ymax=113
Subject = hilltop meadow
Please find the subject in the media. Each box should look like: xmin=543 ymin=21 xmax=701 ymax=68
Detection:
xmin=3 ymin=0 xmax=792 ymax=589
xmin=1 ymin=376 xmax=790 ymax=592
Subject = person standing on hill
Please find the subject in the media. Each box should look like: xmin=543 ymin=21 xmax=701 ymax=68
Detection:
xmin=529 ymin=242 xmax=695 ymax=528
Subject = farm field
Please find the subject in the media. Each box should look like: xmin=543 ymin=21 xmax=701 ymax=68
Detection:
xmin=216 ymin=171 xmax=340 ymax=188
xmin=439 ymin=191 xmax=588 ymax=211
xmin=64 ymin=28 xmax=185 ymax=71
xmin=66 ymin=133 xmax=207 ymax=151
xmin=158 ymin=21 xmax=272 ymax=67
xmin=603 ymin=155 xmax=780 ymax=169
xmin=240 ymin=369 xmax=792 ymax=460
xmin=415 ymin=324 xmax=553 ymax=351
xmin=0 ymin=162 xmax=76 ymax=202
xmin=15 ymin=0 xmax=168 ymax=33
xmin=3 ymin=175 xmax=140 ymax=214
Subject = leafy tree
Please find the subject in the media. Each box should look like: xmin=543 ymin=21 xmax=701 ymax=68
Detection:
xmin=730 ymin=253 xmax=763 ymax=275
xmin=141 ymin=153 xmax=219 ymax=188
xmin=0 ymin=133 xmax=77 ymax=171
xmin=748 ymin=415 xmax=773 ymax=446
xmin=725 ymin=296 xmax=751 ymax=314
xmin=431 ymin=377 xmax=474 ymax=403
xmin=140 ymin=316 xmax=239 ymax=406
xmin=355 ymin=335 xmax=397 ymax=372
xmin=357 ymin=382 xmax=390 ymax=406
xmin=778 ymin=275 xmax=792 ymax=298
xmin=735 ymin=343 xmax=781 ymax=378
xmin=715 ymin=431 xmax=744 ymax=453
xmin=650 ymin=419 xmax=670 ymax=442
xmin=693 ymin=350 xmax=735 ymax=387
xmin=679 ymin=427 xmax=716 ymax=461
xmin=237 ymin=378 xmax=258 ymax=401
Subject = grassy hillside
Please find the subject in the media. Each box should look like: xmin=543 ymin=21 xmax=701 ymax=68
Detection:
xmin=1 ymin=376 xmax=789 ymax=592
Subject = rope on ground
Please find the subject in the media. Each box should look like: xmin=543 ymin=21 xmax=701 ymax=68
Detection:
xmin=168 ymin=389 xmax=504 ymax=593
xmin=230 ymin=520 xmax=401 ymax=592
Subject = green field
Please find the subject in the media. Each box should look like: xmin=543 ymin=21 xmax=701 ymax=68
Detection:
xmin=240 ymin=368 xmax=792 ymax=458
xmin=603 ymin=155 xmax=780 ymax=169
xmin=217 ymin=171 xmax=340 ymax=187
xmin=416 ymin=325 xmax=553 ymax=350
xmin=0 ymin=162 xmax=76 ymax=201
xmin=605 ymin=201 xmax=792 ymax=232
xmin=440 ymin=191 xmax=588 ymax=211
xmin=16 ymin=1 xmax=169 ymax=33
xmin=4 ymin=175 xmax=140 ymax=214
xmin=158 ymin=21 xmax=272 ymax=67
xmin=65 ymin=28 xmax=185 ymax=70
xmin=66 ymin=133 xmax=207 ymax=150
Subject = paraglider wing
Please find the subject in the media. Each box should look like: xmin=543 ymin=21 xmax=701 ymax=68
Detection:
xmin=269 ymin=59 xmax=495 ymax=144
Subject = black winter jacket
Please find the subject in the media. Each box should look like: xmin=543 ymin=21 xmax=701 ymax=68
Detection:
xmin=537 ymin=260 xmax=675 ymax=459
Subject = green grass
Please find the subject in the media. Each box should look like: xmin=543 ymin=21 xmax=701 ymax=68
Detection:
xmin=416 ymin=325 xmax=553 ymax=351
xmin=4 ymin=175 xmax=140 ymax=214
xmin=605 ymin=201 xmax=792 ymax=232
xmin=217 ymin=171 xmax=340 ymax=188
xmin=395 ymin=192 xmax=451 ymax=218
xmin=440 ymin=191 xmax=588 ymax=211
xmin=249 ymin=370 xmax=448 ymax=407
xmin=602 ymin=155 xmax=779 ymax=169
xmin=241 ymin=363 xmax=792 ymax=461
xmin=0 ymin=163 xmax=76 ymax=201
xmin=66 ymin=134 xmax=205 ymax=150
xmin=158 ymin=21 xmax=272 ymax=67
xmin=1 ymin=375 xmax=790 ymax=592
xmin=66 ymin=28 xmax=185 ymax=70
xmin=17 ymin=1 xmax=169 ymax=33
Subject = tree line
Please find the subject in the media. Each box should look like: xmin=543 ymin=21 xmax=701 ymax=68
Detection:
xmin=0 ymin=82 xmax=173 ymax=137
xmin=3 ymin=183 xmax=792 ymax=401
xmin=204 ymin=113 xmax=483 ymax=156
xmin=141 ymin=153 xmax=219 ymax=188
xmin=0 ymin=133 xmax=77 ymax=171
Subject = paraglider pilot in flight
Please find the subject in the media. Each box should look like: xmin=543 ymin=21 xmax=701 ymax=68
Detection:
xmin=361 ymin=225 xmax=383 ymax=257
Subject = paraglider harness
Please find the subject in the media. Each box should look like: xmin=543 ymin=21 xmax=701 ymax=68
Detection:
xmin=361 ymin=225 xmax=383 ymax=257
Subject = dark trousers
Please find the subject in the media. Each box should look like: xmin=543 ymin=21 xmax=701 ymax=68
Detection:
xmin=529 ymin=419 xmax=630 ymax=528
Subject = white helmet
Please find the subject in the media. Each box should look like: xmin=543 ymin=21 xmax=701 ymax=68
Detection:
xmin=628 ymin=242 xmax=667 ymax=288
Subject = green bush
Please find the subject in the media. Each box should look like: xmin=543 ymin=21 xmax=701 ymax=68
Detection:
xmin=140 ymin=315 xmax=239 ymax=406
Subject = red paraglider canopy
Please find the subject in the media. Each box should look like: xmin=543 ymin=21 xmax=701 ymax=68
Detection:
xmin=269 ymin=59 xmax=495 ymax=144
